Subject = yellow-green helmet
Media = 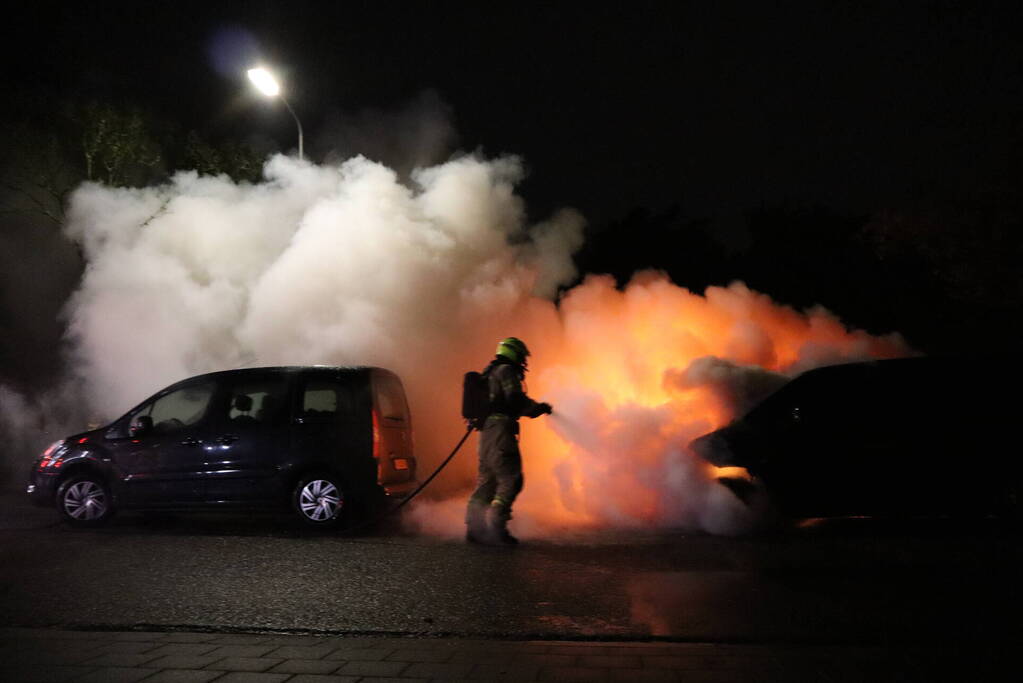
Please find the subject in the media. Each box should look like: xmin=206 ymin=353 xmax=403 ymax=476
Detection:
xmin=496 ymin=337 xmax=530 ymax=365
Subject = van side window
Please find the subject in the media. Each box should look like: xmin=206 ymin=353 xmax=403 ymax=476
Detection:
xmin=228 ymin=379 xmax=288 ymax=425
xmin=301 ymin=380 xmax=357 ymax=421
xmin=374 ymin=374 xmax=408 ymax=422
xmin=136 ymin=381 xmax=216 ymax=435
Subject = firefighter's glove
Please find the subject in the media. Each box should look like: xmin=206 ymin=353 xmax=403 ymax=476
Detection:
xmin=538 ymin=402 xmax=553 ymax=415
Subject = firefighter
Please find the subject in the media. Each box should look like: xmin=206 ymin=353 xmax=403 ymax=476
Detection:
xmin=466 ymin=337 xmax=552 ymax=545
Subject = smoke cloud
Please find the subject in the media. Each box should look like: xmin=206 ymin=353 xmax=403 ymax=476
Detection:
xmin=1 ymin=151 xmax=908 ymax=533
xmin=61 ymin=154 xmax=582 ymax=415
xmin=665 ymin=357 xmax=789 ymax=419
xmin=317 ymin=90 xmax=458 ymax=177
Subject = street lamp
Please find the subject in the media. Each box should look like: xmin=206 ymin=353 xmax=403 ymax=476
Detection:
xmin=247 ymin=66 xmax=304 ymax=161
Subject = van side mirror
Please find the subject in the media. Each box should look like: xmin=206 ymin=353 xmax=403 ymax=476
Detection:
xmin=130 ymin=415 xmax=153 ymax=437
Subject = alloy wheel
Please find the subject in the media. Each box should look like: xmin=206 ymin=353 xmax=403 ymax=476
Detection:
xmin=63 ymin=481 xmax=108 ymax=521
xmin=298 ymin=479 xmax=343 ymax=522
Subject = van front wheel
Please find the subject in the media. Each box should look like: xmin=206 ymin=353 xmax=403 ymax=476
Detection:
xmin=58 ymin=475 xmax=114 ymax=527
xmin=293 ymin=474 xmax=346 ymax=528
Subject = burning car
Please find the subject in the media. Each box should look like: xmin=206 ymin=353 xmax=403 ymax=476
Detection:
xmin=690 ymin=357 xmax=1021 ymax=519
xmin=26 ymin=366 xmax=416 ymax=528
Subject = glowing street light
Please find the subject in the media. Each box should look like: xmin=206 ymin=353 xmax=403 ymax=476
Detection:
xmin=247 ymin=66 xmax=304 ymax=160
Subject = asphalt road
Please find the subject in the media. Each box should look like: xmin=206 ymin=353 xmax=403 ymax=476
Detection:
xmin=1 ymin=492 xmax=1020 ymax=645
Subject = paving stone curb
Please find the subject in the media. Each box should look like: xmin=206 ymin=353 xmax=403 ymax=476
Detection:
xmin=0 ymin=627 xmax=1011 ymax=682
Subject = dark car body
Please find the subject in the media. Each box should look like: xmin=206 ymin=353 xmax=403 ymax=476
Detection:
xmin=27 ymin=366 xmax=416 ymax=522
xmin=690 ymin=357 xmax=1020 ymax=518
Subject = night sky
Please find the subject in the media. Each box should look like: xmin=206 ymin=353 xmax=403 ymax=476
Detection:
xmin=5 ymin=1 xmax=1020 ymax=222
xmin=2 ymin=1 xmax=1022 ymax=364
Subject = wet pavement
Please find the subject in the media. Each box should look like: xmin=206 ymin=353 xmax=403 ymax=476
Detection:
xmin=1 ymin=492 xmax=1020 ymax=680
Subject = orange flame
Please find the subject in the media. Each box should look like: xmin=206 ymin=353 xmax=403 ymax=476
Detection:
xmin=406 ymin=272 xmax=908 ymax=536
xmin=513 ymin=273 xmax=905 ymax=532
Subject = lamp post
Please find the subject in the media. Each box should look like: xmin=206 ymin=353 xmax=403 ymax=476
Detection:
xmin=247 ymin=67 xmax=304 ymax=161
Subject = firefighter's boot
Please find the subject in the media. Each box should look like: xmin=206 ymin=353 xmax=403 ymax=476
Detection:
xmin=465 ymin=502 xmax=489 ymax=544
xmin=486 ymin=503 xmax=518 ymax=546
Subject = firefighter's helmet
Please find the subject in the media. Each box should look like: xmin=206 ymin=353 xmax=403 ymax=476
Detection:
xmin=496 ymin=337 xmax=530 ymax=365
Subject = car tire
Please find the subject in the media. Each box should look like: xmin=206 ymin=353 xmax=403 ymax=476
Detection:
xmin=57 ymin=474 xmax=114 ymax=527
xmin=292 ymin=473 xmax=347 ymax=528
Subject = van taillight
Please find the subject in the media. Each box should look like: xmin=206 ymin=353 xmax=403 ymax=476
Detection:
xmin=372 ymin=408 xmax=381 ymax=461
xmin=372 ymin=408 xmax=383 ymax=481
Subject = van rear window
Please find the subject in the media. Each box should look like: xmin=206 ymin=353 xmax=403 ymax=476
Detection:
xmin=301 ymin=380 xmax=358 ymax=420
xmin=374 ymin=374 xmax=408 ymax=422
xmin=304 ymin=387 xmax=337 ymax=414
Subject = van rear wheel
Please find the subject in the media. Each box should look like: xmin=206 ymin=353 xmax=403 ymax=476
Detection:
xmin=293 ymin=473 xmax=347 ymax=528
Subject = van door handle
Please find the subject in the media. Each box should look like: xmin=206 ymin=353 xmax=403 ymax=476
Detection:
xmin=216 ymin=435 xmax=239 ymax=445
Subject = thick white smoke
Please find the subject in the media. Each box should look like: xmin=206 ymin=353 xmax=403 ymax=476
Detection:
xmin=4 ymin=152 xmax=909 ymax=534
xmin=63 ymin=155 xmax=582 ymax=419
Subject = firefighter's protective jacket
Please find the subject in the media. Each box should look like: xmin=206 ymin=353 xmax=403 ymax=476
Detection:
xmin=485 ymin=358 xmax=545 ymax=423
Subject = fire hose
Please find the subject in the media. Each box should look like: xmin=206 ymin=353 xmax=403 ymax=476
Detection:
xmin=342 ymin=425 xmax=474 ymax=534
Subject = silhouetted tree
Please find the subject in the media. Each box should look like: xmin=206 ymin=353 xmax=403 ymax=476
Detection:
xmin=77 ymin=101 xmax=163 ymax=186
xmin=859 ymin=193 xmax=1023 ymax=353
xmin=574 ymin=205 xmax=728 ymax=290
xmin=0 ymin=122 xmax=78 ymax=226
xmin=862 ymin=204 xmax=1023 ymax=311
xmin=183 ymin=131 xmax=262 ymax=182
xmin=1 ymin=95 xmax=269 ymax=230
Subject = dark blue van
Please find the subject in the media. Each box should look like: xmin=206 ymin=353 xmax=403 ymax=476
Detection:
xmin=27 ymin=366 xmax=416 ymax=528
